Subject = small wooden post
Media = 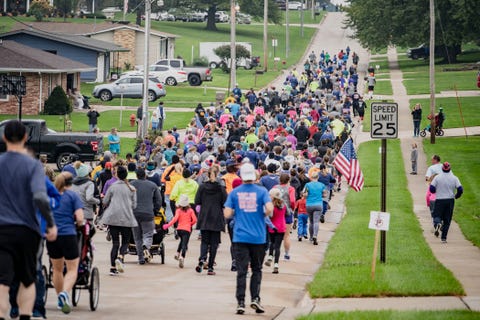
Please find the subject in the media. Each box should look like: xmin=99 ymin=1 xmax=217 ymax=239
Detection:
xmin=371 ymin=229 xmax=380 ymax=280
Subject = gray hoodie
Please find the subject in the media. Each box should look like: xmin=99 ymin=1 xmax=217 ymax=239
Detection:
xmin=100 ymin=181 xmax=138 ymax=227
xmin=71 ymin=177 xmax=100 ymax=220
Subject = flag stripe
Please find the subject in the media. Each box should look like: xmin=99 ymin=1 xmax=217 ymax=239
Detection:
xmin=333 ymin=138 xmax=364 ymax=192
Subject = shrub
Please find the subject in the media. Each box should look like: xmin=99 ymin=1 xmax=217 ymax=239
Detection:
xmin=192 ymin=57 xmax=208 ymax=67
xmin=43 ymin=86 xmax=72 ymax=115
xmin=84 ymin=13 xmax=106 ymax=19
xmin=28 ymin=0 xmax=51 ymax=21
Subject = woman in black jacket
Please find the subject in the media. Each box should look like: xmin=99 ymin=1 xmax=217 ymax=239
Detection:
xmin=194 ymin=166 xmax=227 ymax=275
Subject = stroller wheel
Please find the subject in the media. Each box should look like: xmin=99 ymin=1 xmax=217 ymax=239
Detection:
xmin=89 ymin=267 xmax=100 ymax=311
xmin=420 ymin=130 xmax=426 ymax=137
xmin=160 ymin=243 xmax=165 ymax=264
xmin=42 ymin=265 xmax=49 ymax=305
xmin=72 ymin=285 xmax=81 ymax=306
xmin=437 ymin=129 xmax=444 ymax=136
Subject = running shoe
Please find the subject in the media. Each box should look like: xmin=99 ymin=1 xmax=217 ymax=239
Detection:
xmin=179 ymin=257 xmax=184 ymax=268
xmin=195 ymin=260 xmax=204 ymax=273
xmin=115 ymin=258 xmax=125 ymax=273
xmin=236 ymin=301 xmax=245 ymax=314
xmin=250 ymin=297 xmax=265 ymax=313
xmin=58 ymin=291 xmax=71 ymax=314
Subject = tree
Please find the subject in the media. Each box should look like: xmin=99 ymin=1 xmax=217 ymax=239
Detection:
xmin=43 ymin=86 xmax=72 ymax=115
xmin=28 ymin=0 xmax=52 ymax=21
xmin=213 ymin=44 xmax=250 ymax=72
xmin=344 ymin=0 xmax=480 ymax=63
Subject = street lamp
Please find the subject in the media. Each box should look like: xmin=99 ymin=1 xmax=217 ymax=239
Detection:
xmin=229 ymin=1 xmax=240 ymax=94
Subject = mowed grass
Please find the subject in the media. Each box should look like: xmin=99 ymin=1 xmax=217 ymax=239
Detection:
xmin=103 ymin=136 xmax=137 ymax=159
xmin=397 ymin=46 xmax=480 ymax=95
xmin=308 ymin=140 xmax=463 ymax=298
xmin=423 ymin=137 xmax=480 ymax=247
xmin=408 ymin=97 xmax=480 ymax=129
xmin=298 ymin=310 xmax=480 ymax=320
xmin=0 ymin=110 xmax=194 ymax=132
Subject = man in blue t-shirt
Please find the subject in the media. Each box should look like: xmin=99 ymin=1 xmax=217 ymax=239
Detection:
xmin=224 ymin=163 xmax=273 ymax=315
xmin=0 ymin=120 xmax=57 ymax=320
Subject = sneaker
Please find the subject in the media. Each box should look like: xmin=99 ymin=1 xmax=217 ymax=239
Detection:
xmin=9 ymin=306 xmax=19 ymax=319
xmin=143 ymin=246 xmax=152 ymax=263
xmin=273 ymin=263 xmax=279 ymax=274
xmin=284 ymin=254 xmax=290 ymax=260
xmin=59 ymin=291 xmax=71 ymax=314
xmin=203 ymin=263 xmax=209 ymax=270
xmin=174 ymin=253 xmax=180 ymax=260
xmin=250 ymin=297 xmax=265 ymax=313
xmin=195 ymin=261 xmax=204 ymax=273
xmin=320 ymin=214 xmax=325 ymax=223
xmin=441 ymin=239 xmax=447 ymax=244
xmin=179 ymin=257 xmax=184 ymax=268
xmin=138 ymin=260 xmax=146 ymax=265
xmin=303 ymin=235 xmax=308 ymax=239
xmin=207 ymin=269 xmax=216 ymax=275
xmin=31 ymin=310 xmax=45 ymax=319
xmin=115 ymin=258 xmax=125 ymax=273
xmin=264 ymin=255 xmax=273 ymax=267
xmin=434 ymin=224 xmax=441 ymax=237
xmin=313 ymin=238 xmax=318 ymax=245
xmin=236 ymin=301 xmax=245 ymax=314
xmin=109 ymin=268 xmax=119 ymax=276
xmin=231 ymin=264 xmax=237 ymax=272
xmin=298 ymin=237 xmax=302 ymax=242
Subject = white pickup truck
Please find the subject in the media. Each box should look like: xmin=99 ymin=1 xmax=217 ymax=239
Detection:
xmin=155 ymin=59 xmax=213 ymax=86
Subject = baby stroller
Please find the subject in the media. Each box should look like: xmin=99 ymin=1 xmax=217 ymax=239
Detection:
xmin=43 ymin=222 xmax=100 ymax=311
xmin=420 ymin=113 xmax=445 ymax=137
xmin=128 ymin=210 xmax=166 ymax=264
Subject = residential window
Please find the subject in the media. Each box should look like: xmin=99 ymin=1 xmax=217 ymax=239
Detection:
xmin=0 ymin=74 xmax=9 ymax=101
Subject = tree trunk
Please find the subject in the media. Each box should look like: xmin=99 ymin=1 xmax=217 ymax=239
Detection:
xmin=205 ymin=5 xmax=217 ymax=31
xmin=438 ymin=44 xmax=461 ymax=64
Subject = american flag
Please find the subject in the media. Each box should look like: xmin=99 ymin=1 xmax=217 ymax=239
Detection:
xmin=333 ymin=138 xmax=364 ymax=192
xmin=195 ymin=115 xmax=205 ymax=140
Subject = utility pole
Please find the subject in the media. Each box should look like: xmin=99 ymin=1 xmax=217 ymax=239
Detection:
xmin=141 ymin=0 xmax=151 ymax=138
xmin=300 ymin=0 xmax=304 ymax=37
xmin=229 ymin=0 xmax=237 ymax=93
xmin=429 ymin=0 xmax=436 ymax=144
xmin=285 ymin=0 xmax=289 ymax=58
xmin=263 ymin=0 xmax=268 ymax=72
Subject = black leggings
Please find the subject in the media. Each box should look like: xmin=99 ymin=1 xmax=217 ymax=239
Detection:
xmin=268 ymin=232 xmax=285 ymax=264
xmin=199 ymin=230 xmax=221 ymax=269
xmin=176 ymin=230 xmax=191 ymax=258
xmin=109 ymin=226 xmax=131 ymax=267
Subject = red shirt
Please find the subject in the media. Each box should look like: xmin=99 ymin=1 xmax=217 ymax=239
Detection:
xmin=166 ymin=208 xmax=197 ymax=232
xmin=295 ymin=198 xmax=307 ymax=215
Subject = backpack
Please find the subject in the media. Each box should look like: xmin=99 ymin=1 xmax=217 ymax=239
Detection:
xmin=274 ymin=184 xmax=293 ymax=216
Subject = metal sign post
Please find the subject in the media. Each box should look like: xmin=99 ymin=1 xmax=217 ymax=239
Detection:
xmin=370 ymin=102 xmax=398 ymax=263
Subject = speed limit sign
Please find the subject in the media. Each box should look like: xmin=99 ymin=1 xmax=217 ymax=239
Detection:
xmin=370 ymin=102 xmax=398 ymax=139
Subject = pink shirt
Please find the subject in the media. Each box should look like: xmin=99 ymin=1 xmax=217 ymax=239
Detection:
xmin=268 ymin=205 xmax=286 ymax=233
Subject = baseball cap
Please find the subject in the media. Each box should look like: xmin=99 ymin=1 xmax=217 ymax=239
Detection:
xmin=177 ymin=194 xmax=189 ymax=207
xmin=442 ymin=162 xmax=451 ymax=172
xmin=240 ymin=163 xmax=256 ymax=181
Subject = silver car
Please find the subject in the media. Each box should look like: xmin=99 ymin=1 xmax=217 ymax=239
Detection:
xmin=92 ymin=76 xmax=166 ymax=102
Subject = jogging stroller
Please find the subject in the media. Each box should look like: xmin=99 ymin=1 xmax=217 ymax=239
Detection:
xmin=44 ymin=222 xmax=100 ymax=311
xmin=128 ymin=209 xmax=166 ymax=264
xmin=420 ymin=113 xmax=445 ymax=137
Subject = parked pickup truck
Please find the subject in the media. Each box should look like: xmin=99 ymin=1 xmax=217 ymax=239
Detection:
xmin=0 ymin=119 xmax=103 ymax=170
xmin=155 ymin=59 xmax=213 ymax=86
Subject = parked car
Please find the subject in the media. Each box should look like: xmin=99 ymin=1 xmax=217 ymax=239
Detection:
xmin=155 ymin=59 xmax=213 ymax=86
xmin=92 ymin=75 xmax=166 ymax=102
xmin=288 ymin=1 xmax=305 ymax=10
xmin=157 ymin=11 xmax=175 ymax=21
xmin=276 ymin=0 xmax=286 ymax=10
xmin=121 ymin=65 xmax=188 ymax=86
xmin=0 ymin=119 xmax=103 ymax=170
xmin=215 ymin=11 xmax=229 ymax=22
xmin=190 ymin=11 xmax=208 ymax=22
xmin=406 ymin=44 xmax=429 ymax=60
xmin=169 ymin=8 xmax=194 ymax=22
xmin=236 ymin=13 xmax=251 ymax=24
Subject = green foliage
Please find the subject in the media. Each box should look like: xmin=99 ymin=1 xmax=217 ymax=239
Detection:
xmin=43 ymin=86 xmax=72 ymax=115
xmin=344 ymin=0 xmax=480 ymax=60
xmin=214 ymin=44 xmax=251 ymax=72
xmin=83 ymin=13 xmax=106 ymax=19
xmin=192 ymin=56 xmax=209 ymax=66
xmin=28 ymin=0 xmax=51 ymax=21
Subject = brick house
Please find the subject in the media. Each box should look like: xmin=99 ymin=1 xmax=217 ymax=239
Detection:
xmin=0 ymin=40 xmax=95 ymax=115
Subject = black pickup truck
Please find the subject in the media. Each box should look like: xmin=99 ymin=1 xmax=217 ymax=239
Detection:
xmin=0 ymin=119 xmax=103 ymax=170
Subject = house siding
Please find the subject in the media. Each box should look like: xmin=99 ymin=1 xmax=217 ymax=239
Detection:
xmin=1 ymin=34 xmax=98 ymax=81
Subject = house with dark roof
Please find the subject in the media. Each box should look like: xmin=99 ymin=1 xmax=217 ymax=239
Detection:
xmin=0 ymin=28 xmax=129 ymax=82
xmin=12 ymin=21 xmax=178 ymax=72
xmin=0 ymin=40 xmax=95 ymax=115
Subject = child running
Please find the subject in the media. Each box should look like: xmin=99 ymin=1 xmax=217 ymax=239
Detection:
xmin=163 ymin=194 xmax=197 ymax=268
xmin=264 ymin=188 xmax=286 ymax=274
xmin=295 ymin=192 xmax=308 ymax=241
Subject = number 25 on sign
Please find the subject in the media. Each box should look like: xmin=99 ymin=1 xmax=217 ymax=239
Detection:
xmin=370 ymin=102 xmax=398 ymax=139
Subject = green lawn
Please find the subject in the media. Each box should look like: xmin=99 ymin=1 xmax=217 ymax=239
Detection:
xmin=298 ymin=310 xmax=480 ymax=320
xmin=308 ymin=140 xmax=463 ymax=298
xmin=423 ymin=137 xmax=480 ymax=247
xmin=103 ymin=136 xmax=137 ymax=159
xmin=408 ymin=97 xmax=480 ymax=129
xmin=373 ymin=79 xmax=393 ymax=95
xmin=397 ymin=46 xmax=480 ymax=95
xmin=0 ymin=110 xmax=194 ymax=132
